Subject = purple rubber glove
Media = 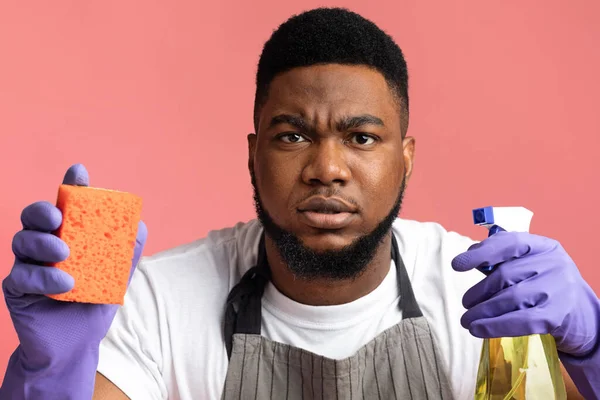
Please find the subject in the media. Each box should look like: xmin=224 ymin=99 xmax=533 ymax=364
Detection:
xmin=452 ymin=231 xmax=600 ymax=399
xmin=0 ymin=164 xmax=148 ymax=400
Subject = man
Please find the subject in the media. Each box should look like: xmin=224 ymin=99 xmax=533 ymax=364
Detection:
xmin=1 ymin=7 xmax=599 ymax=400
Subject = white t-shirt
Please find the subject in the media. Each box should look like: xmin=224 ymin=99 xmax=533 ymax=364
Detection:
xmin=97 ymin=218 xmax=484 ymax=400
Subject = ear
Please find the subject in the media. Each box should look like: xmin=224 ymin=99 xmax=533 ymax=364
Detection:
xmin=247 ymin=133 xmax=257 ymax=175
xmin=402 ymin=136 xmax=416 ymax=182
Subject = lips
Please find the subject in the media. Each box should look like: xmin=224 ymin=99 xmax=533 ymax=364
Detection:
xmin=297 ymin=197 xmax=357 ymax=229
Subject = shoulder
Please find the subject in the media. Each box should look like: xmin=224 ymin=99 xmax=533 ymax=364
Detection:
xmin=136 ymin=218 xmax=264 ymax=292
xmin=391 ymin=217 xmax=480 ymax=286
xmin=392 ymin=217 xmax=476 ymax=258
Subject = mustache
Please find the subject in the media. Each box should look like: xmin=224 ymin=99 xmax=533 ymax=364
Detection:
xmin=295 ymin=188 xmax=361 ymax=212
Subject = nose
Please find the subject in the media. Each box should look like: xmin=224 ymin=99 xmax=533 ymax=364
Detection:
xmin=301 ymin=139 xmax=351 ymax=186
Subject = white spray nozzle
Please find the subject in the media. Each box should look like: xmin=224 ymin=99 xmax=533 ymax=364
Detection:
xmin=472 ymin=206 xmax=534 ymax=233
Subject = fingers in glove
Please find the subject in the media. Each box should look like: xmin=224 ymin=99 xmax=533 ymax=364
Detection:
xmin=20 ymin=202 xmax=63 ymax=232
xmin=452 ymin=232 xmax=558 ymax=272
xmin=62 ymin=163 xmax=89 ymax=186
xmin=462 ymin=256 xmax=542 ymax=308
xmin=467 ymin=308 xmax=553 ymax=338
xmin=461 ymin=279 xmax=550 ymax=330
xmin=3 ymin=262 xmax=75 ymax=296
xmin=12 ymin=231 xmax=69 ymax=263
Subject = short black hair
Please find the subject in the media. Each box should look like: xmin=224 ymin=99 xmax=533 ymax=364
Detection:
xmin=254 ymin=7 xmax=410 ymax=135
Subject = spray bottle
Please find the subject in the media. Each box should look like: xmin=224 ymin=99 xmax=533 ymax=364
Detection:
xmin=472 ymin=206 xmax=566 ymax=400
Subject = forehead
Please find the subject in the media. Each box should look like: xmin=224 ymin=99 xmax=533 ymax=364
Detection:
xmin=258 ymin=64 xmax=400 ymax=129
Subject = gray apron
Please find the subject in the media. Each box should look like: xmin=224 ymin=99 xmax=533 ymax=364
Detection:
xmin=222 ymin=234 xmax=453 ymax=399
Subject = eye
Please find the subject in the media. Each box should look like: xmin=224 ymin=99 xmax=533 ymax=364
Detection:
xmin=279 ymin=133 xmax=307 ymax=143
xmin=350 ymin=134 xmax=376 ymax=146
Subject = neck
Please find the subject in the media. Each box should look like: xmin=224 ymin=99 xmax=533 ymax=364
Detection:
xmin=265 ymin=233 xmax=393 ymax=306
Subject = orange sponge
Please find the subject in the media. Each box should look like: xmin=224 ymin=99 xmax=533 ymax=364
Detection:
xmin=48 ymin=184 xmax=143 ymax=305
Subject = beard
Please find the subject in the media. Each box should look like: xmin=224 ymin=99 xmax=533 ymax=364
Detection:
xmin=251 ymin=171 xmax=407 ymax=281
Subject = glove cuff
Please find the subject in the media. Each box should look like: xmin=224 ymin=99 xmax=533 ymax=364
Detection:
xmin=559 ymin=338 xmax=600 ymax=400
xmin=0 ymin=345 xmax=99 ymax=400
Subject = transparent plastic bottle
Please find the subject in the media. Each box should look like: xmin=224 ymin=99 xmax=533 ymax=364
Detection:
xmin=474 ymin=334 xmax=566 ymax=399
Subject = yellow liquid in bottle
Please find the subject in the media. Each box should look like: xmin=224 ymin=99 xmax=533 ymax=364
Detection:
xmin=475 ymin=334 xmax=567 ymax=400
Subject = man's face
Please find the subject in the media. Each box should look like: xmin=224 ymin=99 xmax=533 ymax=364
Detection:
xmin=249 ymin=64 xmax=415 ymax=278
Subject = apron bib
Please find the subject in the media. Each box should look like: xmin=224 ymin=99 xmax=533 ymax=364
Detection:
xmin=222 ymin=234 xmax=454 ymax=399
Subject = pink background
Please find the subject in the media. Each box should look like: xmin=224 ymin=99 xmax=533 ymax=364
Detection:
xmin=1 ymin=0 xmax=599 ymax=381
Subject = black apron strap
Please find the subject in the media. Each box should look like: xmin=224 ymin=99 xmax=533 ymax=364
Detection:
xmin=223 ymin=234 xmax=270 ymax=358
xmin=224 ymin=232 xmax=423 ymax=359
xmin=391 ymin=234 xmax=423 ymax=319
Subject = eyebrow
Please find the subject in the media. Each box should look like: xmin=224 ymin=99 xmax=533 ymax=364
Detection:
xmin=268 ymin=114 xmax=384 ymax=132
xmin=337 ymin=115 xmax=384 ymax=131
xmin=269 ymin=114 xmax=308 ymax=130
